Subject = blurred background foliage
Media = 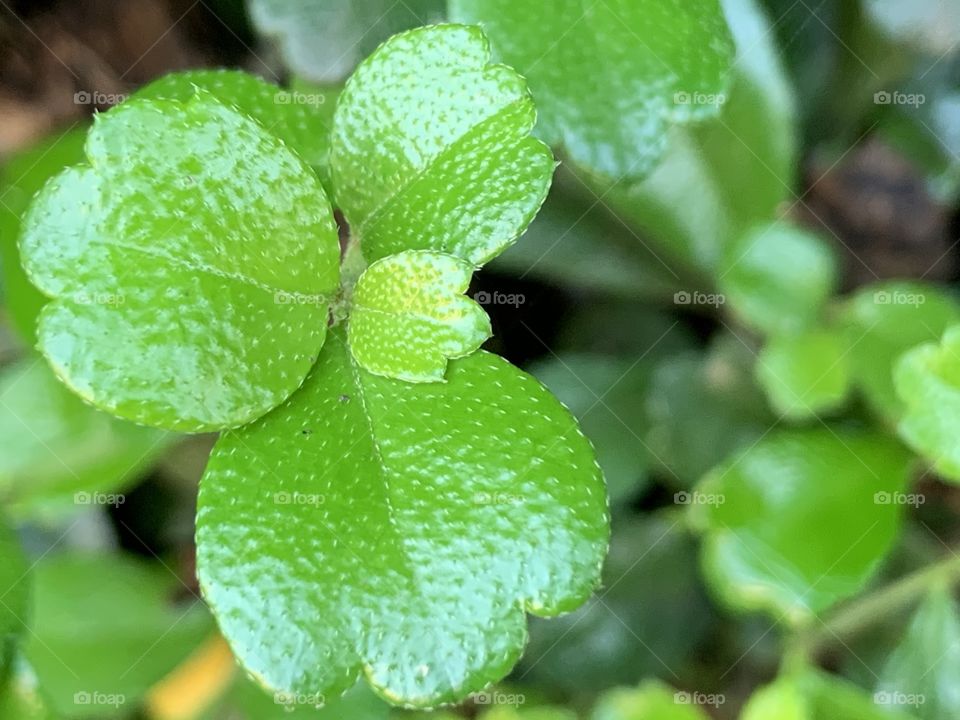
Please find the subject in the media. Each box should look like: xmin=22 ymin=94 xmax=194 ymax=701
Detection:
xmin=3 ymin=0 xmax=960 ymax=718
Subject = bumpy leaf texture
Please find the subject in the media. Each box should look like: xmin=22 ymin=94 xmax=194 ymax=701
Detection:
xmin=348 ymin=251 xmax=491 ymax=382
xmin=197 ymin=330 xmax=608 ymax=706
xmin=20 ymin=95 xmax=340 ymax=431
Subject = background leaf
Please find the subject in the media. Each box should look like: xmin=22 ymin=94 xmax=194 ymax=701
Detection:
xmin=450 ymin=0 xmax=735 ymax=180
xmin=693 ymin=429 xmax=913 ymax=621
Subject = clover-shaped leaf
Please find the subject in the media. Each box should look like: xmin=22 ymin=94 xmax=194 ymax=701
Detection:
xmin=330 ymin=24 xmax=555 ymax=265
xmin=348 ymin=251 xmax=491 ymax=382
xmin=20 ymin=95 xmax=340 ymax=431
xmin=895 ymin=325 xmax=960 ymax=482
xmin=450 ymin=0 xmax=735 ymax=179
xmin=196 ymin=329 xmax=608 ymax=706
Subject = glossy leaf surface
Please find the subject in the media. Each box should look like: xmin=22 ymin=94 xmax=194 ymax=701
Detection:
xmin=20 ymin=96 xmax=340 ymax=431
xmin=330 ymin=24 xmax=555 ymax=265
xmin=450 ymin=0 xmax=735 ymax=179
xmin=896 ymin=326 xmax=960 ymax=482
xmin=693 ymin=429 xmax=913 ymax=621
xmin=348 ymin=251 xmax=490 ymax=382
xmin=134 ymin=69 xmax=339 ymax=183
xmin=197 ymin=329 xmax=608 ymax=707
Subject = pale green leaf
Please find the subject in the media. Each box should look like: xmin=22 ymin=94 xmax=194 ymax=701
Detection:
xmin=247 ymin=0 xmax=444 ymax=82
xmin=348 ymin=251 xmax=490 ymax=382
xmin=719 ymin=223 xmax=837 ymax=337
xmin=20 ymin=95 xmax=340 ymax=432
xmin=0 ymin=357 xmax=169 ymax=519
xmin=197 ymin=328 xmax=608 ymax=707
xmin=24 ymin=553 xmax=213 ymax=719
xmin=878 ymin=585 xmax=960 ymax=720
xmin=692 ymin=429 xmax=913 ymax=621
xmin=756 ymin=329 xmax=851 ymax=420
xmin=843 ymin=282 xmax=960 ymax=421
xmin=895 ymin=325 xmax=960 ymax=482
xmin=330 ymin=24 xmax=555 ymax=265
xmin=450 ymin=0 xmax=735 ymax=179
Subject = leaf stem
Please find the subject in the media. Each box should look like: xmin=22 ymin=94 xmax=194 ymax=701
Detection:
xmin=793 ymin=551 xmax=960 ymax=660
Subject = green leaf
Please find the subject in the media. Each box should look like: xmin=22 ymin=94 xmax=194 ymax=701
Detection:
xmin=0 ymin=127 xmax=87 ymax=344
xmin=590 ymin=681 xmax=712 ymax=720
xmin=20 ymin=95 xmax=340 ymax=432
xmin=589 ymin=0 xmax=797 ymax=273
xmin=719 ymin=223 xmax=837 ymax=337
xmin=480 ymin=707 xmax=575 ymax=720
xmin=645 ymin=337 xmax=773 ymax=486
xmin=895 ymin=326 xmax=960 ymax=482
xmin=330 ymin=24 xmax=555 ymax=265
xmin=205 ymin=677 xmax=390 ymax=720
xmin=520 ymin=517 xmax=712 ymax=693
xmin=134 ymin=69 xmax=340 ymax=191
xmin=196 ymin=328 xmax=608 ymax=707
xmin=0 ymin=515 xmax=27 ymax=679
xmin=450 ymin=0 xmax=735 ymax=179
xmin=740 ymin=676 xmax=808 ymax=720
xmin=527 ymin=355 xmax=653 ymax=505
xmin=0 ymin=357 xmax=169 ymax=519
xmin=756 ymin=329 xmax=851 ymax=420
xmin=693 ymin=429 xmax=913 ymax=621
xmin=877 ymin=585 xmax=960 ymax=719
xmin=24 ymin=553 xmax=213 ymax=719
xmin=842 ymin=282 xmax=960 ymax=421
xmin=348 ymin=251 xmax=490 ymax=382
xmin=247 ymin=0 xmax=444 ymax=82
